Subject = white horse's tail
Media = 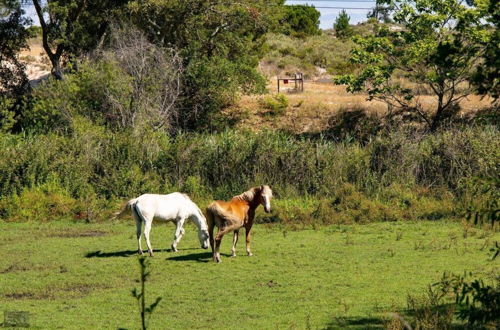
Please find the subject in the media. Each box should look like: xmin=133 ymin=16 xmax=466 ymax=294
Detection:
xmin=112 ymin=198 xmax=138 ymax=219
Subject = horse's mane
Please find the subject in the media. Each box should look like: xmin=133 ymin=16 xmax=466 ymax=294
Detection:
xmin=232 ymin=186 xmax=259 ymax=202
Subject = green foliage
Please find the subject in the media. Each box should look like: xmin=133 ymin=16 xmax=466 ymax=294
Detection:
xmin=32 ymin=0 xmax=128 ymax=78
xmin=435 ymin=272 xmax=500 ymax=328
xmin=0 ymin=125 xmax=497 ymax=223
xmin=367 ymin=3 xmax=394 ymax=23
xmin=0 ymin=2 xmax=30 ymax=131
xmin=127 ymin=0 xmax=281 ymax=129
xmin=282 ymin=5 xmax=321 ymax=38
xmin=18 ymin=61 xmax=127 ymax=133
xmin=333 ymin=10 xmax=353 ymax=39
xmin=470 ymin=0 xmax=500 ymax=99
xmin=261 ymin=94 xmax=289 ymax=116
xmin=335 ymin=0 xmax=489 ymax=130
xmin=18 ymin=38 xmax=183 ymax=134
xmin=0 ymin=180 xmax=77 ymax=222
xmin=403 ymin=285 xmax=455 ymax=329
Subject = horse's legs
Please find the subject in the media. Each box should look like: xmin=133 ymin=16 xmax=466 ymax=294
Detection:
xmin=134 ymin=212 xmax=144 ymax=255
xmin=245 ymin=225 xmax=253 ymax=256
xmin=206 ymin=210 xmax=216 ymax=257
xmin=171 ymin=219 xmax=185 ymax=252
xmin=231 ymin=230 xmax=239 ymax=257
xmin=214 ymin=225 xmax=223 ymax=263
xmin=214 ymin=221 xmax=241 ymax=262
xmin=143 ymin=219 xmax=154 ymax=257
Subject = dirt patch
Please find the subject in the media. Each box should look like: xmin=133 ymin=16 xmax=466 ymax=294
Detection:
xmin=0 ymin=263 xmax=33 ymax=274
xmin=258 ymin=280 xmax=280 ymax=288
xmin=4 ymin=291 xmax=50 ymax=300
xmin=47 ymin=230 xmax=108 ymax=238
xmin=4 ymin=283 xmax=109 ymax=300
xmin=229 ymin=80 xmax=494 ymax=134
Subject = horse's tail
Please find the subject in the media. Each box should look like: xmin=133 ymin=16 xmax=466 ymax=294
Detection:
xmin=206 ymin=202 xmax=240 ymax=225
xmin=131 ymin=201 xmax=147 ymax=225
xmin=112 ymin=198 xmax=138 ymax=220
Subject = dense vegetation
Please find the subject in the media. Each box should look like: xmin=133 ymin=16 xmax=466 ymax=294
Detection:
xmin=0 ymin=122 xmax=497 ymax=225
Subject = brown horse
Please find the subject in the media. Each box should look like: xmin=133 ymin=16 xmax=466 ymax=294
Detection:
xmin=206 ymin=185 xmax=273 ymax=263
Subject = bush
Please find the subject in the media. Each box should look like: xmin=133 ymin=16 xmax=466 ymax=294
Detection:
xmin=261 ymin=94 xmax=289 ymax=116
xmin=0 ymin=125 xmax=497 ymax=223
xmin=18 ymin=30 xmax=183 ymax=134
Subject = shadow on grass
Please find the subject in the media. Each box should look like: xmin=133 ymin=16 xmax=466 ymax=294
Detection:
xmin=166 ymin=252 xmax=231 ymax=263
xmin=84 ymin=248 xmax=199 ymax=258
xmin=325 ymin=316 xmax=385 ymax=330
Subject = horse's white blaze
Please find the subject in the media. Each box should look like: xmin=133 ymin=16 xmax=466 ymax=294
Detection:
xmin=129 ymin=192 xmax=210 ymax=255
xmin=261 ymin=186 xmax=273 ymax=213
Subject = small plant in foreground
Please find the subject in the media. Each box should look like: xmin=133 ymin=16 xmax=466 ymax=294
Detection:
xmin=435 ymin=272 xmax=499 ymax=328
xmin=131 ymin=257 xmax=162 ymax=330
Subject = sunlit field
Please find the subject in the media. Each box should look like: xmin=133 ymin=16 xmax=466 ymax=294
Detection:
xmin=1 ymin=220 xmax=497 ymax=329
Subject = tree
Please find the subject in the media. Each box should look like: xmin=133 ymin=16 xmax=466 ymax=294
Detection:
xmin=282 ymin=4 xmax=321 ymax=37
xmin=0 ymin=0 xmax=31 ymax=131
xmin=335 ymin=0 xmax=487 ymax=131
xmin=367 ymin=3 xmax=394 ymax=23
xmin=333 ymin=9 xmax=353 ymax=39
xmin=102 ymin=27 xmax=183 ymax=131
xmin=127 ymin=0 xmax=283 ymax=129
xmin=31 ymin=0 xmax=128 ymax=79
xmin=470 ymin=0 xmax=499 ymax=100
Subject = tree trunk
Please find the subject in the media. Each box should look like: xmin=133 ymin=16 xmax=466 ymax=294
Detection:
xmin=430 ymin=88 xmax=445 ymax=132
xmin=49 ymin=54 xmax=63 ymax=80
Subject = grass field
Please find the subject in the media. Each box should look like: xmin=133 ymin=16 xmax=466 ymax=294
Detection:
xmin=1 ymin=219 xmax=498 ymax=329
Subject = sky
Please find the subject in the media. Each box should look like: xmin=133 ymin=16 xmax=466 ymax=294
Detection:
xmin=24 ymin=1 xmax=377 ymax=29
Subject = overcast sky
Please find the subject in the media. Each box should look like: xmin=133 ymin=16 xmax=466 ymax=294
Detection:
xmin=24 ymin=1 xmax=376 ymax=29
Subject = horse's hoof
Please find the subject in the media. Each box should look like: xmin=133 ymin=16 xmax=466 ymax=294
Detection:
xmin=247 ymin=252 xmax=253 ymax=257
xmin=149 ymin=252 xmax=154 ymax=257
xmin=138 ymin=251 xmax=144 ymax=256
xmin=231 ymin=252 xmax=236 ymax=257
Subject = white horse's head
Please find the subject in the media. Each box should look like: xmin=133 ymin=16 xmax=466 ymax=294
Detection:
xmin=198 ymin=229 xmax=210 ymax=249
xmin=260 ymin=185 xmax=273 ymax=213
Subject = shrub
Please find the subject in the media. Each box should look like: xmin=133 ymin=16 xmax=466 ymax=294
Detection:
xmin=261 ymin=94 xmax=289 ymax=116
xmin=0 ymin=125 xmax=497 ymax=223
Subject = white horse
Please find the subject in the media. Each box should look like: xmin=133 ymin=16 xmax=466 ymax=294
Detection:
xmin=116 ymin=192 xmax=210 ymax=256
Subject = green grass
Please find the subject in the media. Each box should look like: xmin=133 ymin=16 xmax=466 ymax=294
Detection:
xmin=0 ymin=220 xmax=498 ymax=329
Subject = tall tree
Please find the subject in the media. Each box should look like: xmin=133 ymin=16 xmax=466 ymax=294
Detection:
xmin=470 ymin=0 xmax=499 ymax=100
xmin=335 ymin=0 xmax=488 ymax=131
xmin=127 ymin=0 xmax=284 ymax=129
xmin=282 ymin=4 xmax=321 ymax=37
xmin=31 ymin=0 xmax=128 ymax=79
xmin=333 ymin=9 xmax=352 ymax=39
xmin=367 ymin=3 xmax=394 ymax=23
xmin=0 ymin=0 xmax=31 ymax=130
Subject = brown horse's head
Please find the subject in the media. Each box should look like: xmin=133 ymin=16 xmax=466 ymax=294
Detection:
xmin=259 ymin=185 xmax=273 ymax=213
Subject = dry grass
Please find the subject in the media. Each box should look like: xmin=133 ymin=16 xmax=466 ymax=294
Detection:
xmin=18 ymin=37 xmax=51 ymax=81
xmin=227 ymin=79 xmax=495 ymax=134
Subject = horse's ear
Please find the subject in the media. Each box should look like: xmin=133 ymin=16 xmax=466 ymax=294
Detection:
xmin=260 ymin=185 xmax=264 ymax=191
